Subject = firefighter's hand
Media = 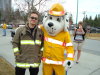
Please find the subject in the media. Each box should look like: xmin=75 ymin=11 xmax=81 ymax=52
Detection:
xmin=63 ymin=60 xmax=74 ymax=68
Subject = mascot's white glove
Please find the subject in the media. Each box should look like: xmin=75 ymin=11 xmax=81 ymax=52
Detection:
xmin=63 ymin=60 xmax=74 ymax=69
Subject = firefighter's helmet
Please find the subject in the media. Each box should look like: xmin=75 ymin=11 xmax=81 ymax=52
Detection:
xmin=49 ymin=3 xmax=65 ymax=16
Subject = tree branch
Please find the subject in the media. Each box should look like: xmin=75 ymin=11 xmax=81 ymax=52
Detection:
xmin=37 ymin=0 xmax=48 ymax=11
xmin=34 ymin=0 xmax=43 ymax=6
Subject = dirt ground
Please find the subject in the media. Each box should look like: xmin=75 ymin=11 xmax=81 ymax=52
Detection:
xmin=0 ymin=57 xmax=15 ymax=75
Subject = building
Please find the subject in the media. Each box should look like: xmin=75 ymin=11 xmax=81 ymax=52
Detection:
xmin=0 ymin=0 xmax=11 ymax=23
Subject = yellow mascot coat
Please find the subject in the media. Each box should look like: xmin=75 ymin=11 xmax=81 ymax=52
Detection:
xmin=39 ymin=25 xmax=74 ymax=75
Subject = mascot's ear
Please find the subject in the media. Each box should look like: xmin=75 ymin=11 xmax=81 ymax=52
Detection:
xmin=64 ymin=13 xmax=69 ymax=32
xmin=43 ymin=12 xmax=48 ymax=26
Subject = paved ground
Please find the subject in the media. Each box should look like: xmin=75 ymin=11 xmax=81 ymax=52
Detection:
xmin=0 ymin=28 xmax=100 ymax=75
xmin=68 ymin=52 xmax=100 ymax=75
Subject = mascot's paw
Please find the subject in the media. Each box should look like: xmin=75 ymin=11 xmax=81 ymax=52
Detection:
xmin=63 ymin=60 xmax=74 ymax=69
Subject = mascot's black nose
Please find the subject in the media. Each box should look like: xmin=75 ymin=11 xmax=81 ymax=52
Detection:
xmin=48 ymin=22 xmax=53 ymax=27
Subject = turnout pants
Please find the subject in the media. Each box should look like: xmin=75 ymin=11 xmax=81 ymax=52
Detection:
xmin=15 ymin=67 xmax=39 ymax=75
xmin=43 ymin=63 xmax=65 ymax=75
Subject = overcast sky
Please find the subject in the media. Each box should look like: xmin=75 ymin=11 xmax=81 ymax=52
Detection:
xmin=12 ymin=0 xmax=100 ymax=24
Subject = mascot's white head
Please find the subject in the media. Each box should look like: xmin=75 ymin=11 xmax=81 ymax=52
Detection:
xmin=43 ymin=3 xmax=69 ymax=36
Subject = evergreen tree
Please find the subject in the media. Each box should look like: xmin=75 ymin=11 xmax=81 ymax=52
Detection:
xmin=84 ymin=14 xmax=100 ymax=27
xmin=97 ymin=14 xmax=100 ymax=27
xmin=89 ymin=16 xmax=93 ymax=27
xmin=94 ymin=15 xmax=98 ymax=27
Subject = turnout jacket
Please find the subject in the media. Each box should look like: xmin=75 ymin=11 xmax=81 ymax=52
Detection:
xmin=12 ymin=24 xmax=43 ymax=68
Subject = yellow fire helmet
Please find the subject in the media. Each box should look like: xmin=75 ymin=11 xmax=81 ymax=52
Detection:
xmin=49 ymin=3 xmax=65 ymax=16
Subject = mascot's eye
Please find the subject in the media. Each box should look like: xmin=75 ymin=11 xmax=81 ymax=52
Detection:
xmin=57 ymin=18 xmax=60 ymax=22
xmin=45 ymin=16 xmax=47 ymax=18
xmin=50 ymin=17 xmax=52 ymax=20
xmin=66 ymin=19 xmax=68 ymax=22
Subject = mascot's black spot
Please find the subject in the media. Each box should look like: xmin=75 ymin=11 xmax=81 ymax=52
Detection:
xmin=45 ymin=16 xmax=47 ymax=18
xmin=21 ymin=33 xmax=23 ymax=36
xmin=57 ymin=18 xmax=60 ymax=22
xmin=66 ymin=19 xmax=68 ymax=22
xmin=50 ymin=16 xmax=52 ymax=20
xmin=65 ymin=13 xmax=67 ymax=15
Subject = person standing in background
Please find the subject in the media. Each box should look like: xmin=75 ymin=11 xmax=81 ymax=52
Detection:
xmin=73 ymin=21 xmax=86 ymax=64
xmin=2 ymin=23 xmax=7 ymax=36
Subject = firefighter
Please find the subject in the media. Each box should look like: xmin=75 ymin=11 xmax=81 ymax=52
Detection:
xmin=12 ymin=11 xmax=44 ymax=75
xmin=39 ymin=3 xmax=74 ymax=75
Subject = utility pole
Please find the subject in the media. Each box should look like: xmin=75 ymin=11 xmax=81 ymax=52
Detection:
xmin=83 ymin=11 xmax=86 ymax=20
xmin=76 ymin=0 xmax=79 ymax=26
xmin=83 ymin=11 xmax=86 ymax=27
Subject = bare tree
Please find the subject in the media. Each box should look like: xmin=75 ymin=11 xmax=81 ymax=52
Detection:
xmin=14 ymin=0 xmax=49 ymax=13
xmin=13 ymin=0 xmax=50 ymax=23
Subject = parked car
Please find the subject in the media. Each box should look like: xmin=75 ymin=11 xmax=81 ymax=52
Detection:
xmin=7 ymin=25 xmax=13 ymax=29
xmin=0 ymin=24 xmax=3 ymax=28
xmin=71 ymin=24 xmax=76 ymax=30
xmin=10 ymin=25 xmax=25 ymax=40
xmin=97 ymin=27 xmax=100 ymax=29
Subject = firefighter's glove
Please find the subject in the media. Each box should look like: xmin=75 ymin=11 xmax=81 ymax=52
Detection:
xmin=63 ymin=60 xmax=74 ymax=69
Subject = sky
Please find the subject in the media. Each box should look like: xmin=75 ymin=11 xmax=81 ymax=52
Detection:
xmin=12 ymin=0 xmax=100 ymax=24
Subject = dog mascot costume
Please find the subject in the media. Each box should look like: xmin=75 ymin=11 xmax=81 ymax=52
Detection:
xmin=39 ymin=3 xmax=74 ymax=75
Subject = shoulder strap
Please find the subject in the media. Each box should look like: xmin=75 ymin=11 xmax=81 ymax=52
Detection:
xmin=74 ymin=29 xmax=77 ymax=40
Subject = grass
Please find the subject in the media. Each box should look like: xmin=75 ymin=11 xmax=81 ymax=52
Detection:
xmin=0 ymin=57 xmax=15 ymax=75
xmin=86 ymin=33 xmax=100 ymax=40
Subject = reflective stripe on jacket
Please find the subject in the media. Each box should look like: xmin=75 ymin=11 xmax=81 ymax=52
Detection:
xmin=12 ymin=24 xmax=44 ymax=68
xmin=44 ymin=37 xmax=73 ymax=47
xmin=42 ymin=57 xmax=64 ymax=65
xmin=16 ymin=62 xmax=40 ymax=68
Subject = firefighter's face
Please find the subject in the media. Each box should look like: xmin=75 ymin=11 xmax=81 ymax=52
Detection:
xmin=29 ymin=13 xmax=38 ymax=25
